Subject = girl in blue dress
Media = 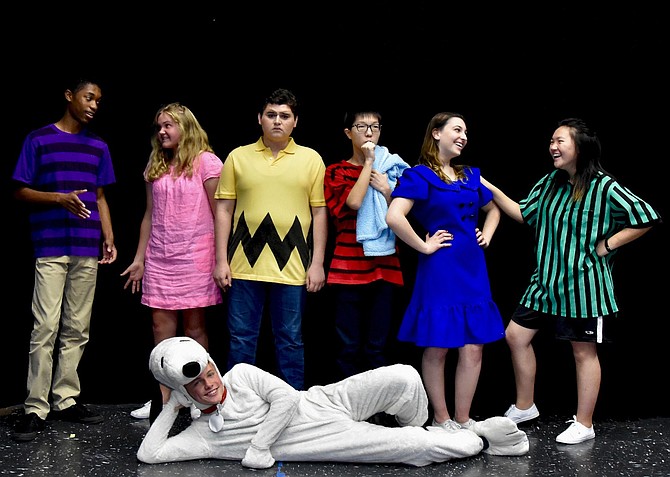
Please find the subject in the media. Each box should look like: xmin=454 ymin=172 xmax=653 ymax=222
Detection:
xmin=387 ymin=112 xmax=504 ymax=431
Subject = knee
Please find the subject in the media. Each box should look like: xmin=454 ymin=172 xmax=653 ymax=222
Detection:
xmin=184 ymin=327 xmax=208 ymax=346
xmin=388 ymin=364 xmax=421 ymax=382
xmin=505 ymin=329 xmax=525 ymax=349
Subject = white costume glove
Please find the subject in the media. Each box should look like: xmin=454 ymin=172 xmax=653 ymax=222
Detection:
xmin=471 ymin=416 xmax=529 ymax=456
xmin=167 ymin=389 xmax=192 ymax=410
xmin=241 ymin=444 xmax=275 ymax=469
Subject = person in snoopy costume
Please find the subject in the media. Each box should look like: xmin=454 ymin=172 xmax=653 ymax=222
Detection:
xmin=137 ymin=336 xmax=529 ymax=469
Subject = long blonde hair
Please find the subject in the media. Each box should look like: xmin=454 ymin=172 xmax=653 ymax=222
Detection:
xmin=145 ymin=102 xmax=214 ymax=181
xmin=418 ymin=112 xmax=469 ymax=183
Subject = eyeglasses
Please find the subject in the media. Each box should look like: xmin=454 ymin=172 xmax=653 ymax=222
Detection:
xmin=351 ymin=123 xmax=382 ymax=133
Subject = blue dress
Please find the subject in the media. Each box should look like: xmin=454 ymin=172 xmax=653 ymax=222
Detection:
xmin=392 ymin=165 xmax=504 ymax=348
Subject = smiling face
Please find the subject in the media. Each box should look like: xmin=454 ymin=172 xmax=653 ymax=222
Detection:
xmin=433 ymin=116 xmax=467 ymax=160
xmin=549 ymin=125 xmax=578 ymax=176
xmin=156 ymin=111 xmax=182 ymax=151
xmin=184 ymin=362 xmax=224 ymax=405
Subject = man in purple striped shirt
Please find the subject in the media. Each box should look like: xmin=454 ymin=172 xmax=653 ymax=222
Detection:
xmin=11 ymin=77 xmax=117 ymax=442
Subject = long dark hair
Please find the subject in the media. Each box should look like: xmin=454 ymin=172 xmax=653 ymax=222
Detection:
xmin=552 ymin=118 xmax=611 ymax=201
xmin=418 ymin=112 xmax=470 ymax=183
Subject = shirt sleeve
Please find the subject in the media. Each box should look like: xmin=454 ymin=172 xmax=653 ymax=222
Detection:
xmin=308 ymin=153 xmax=327 ymax=208
xmin=199 ymin=151 xmax=224 ymax=182
xmin=469 ymin=167 xmax=493 ymax=207
xmin=392 ymin=167 xmax=429 ymax=201
xmin=97 ymin=142 xmax=116 ymax=187
xmin=519 ymin=173 xmax=552 ymax=227
xmin=607 ymin=179 xmax=662 ymax=227
xmin=12 ymin=135 xmax=38 ymax=185
xmin=214 ymin=151 xmax=237 ymax=200
xmin=324 ymin=162 xmax=353 ymax=219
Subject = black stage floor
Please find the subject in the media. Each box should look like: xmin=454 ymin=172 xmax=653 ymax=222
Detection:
xmin=1 ymin=404 xmax=668 ymax=477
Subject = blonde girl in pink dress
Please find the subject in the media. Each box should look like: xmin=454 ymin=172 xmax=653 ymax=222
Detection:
xmin=122 ymin=103 xmax=223 ymax=419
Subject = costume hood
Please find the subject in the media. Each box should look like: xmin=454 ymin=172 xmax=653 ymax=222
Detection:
xmin=149 ymin=336 xmax=224 ymax=412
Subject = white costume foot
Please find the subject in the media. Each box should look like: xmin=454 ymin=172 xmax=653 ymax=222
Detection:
xmin=471 ymin=416 xmax=529 ymax=456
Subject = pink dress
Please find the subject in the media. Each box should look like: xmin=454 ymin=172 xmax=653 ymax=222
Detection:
xmin=141 ymin=152 xmax=223 ymax=309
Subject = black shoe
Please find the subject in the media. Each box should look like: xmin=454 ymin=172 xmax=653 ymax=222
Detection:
xmin=49 ymin=403 xmax=104 ymax=424
xmin=13 ymin=412 xmax=45 ymax=441
xmin=148 ymin=383 xmax=164 ymax=425
xmin=149 ymin=397 xmax=163 ymax=424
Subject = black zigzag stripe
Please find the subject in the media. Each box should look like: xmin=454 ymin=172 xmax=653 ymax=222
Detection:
xmin=229 ymin=212 xmax=311 ymax=271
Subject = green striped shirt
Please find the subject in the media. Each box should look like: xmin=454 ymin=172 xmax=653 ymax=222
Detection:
xmin=519 ymin=170 xmax=661 ymax=318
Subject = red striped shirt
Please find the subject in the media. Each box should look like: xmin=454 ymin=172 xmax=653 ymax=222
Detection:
xmin=324 ymin=160 xmax=403 ymax=285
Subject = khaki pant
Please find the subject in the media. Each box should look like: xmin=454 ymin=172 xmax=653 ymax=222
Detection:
xmin=25 ymin=256 xmax=98 ymax=418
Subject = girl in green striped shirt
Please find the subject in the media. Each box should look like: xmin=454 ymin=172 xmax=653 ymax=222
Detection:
xmin=481 ymin=118 xmax=661 ymax=445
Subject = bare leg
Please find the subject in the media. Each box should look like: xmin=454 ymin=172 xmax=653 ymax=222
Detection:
xmin=151 ymin=309 xmax=179 ymax=343
xmin=422 ymin=347 xmax=450 ymax=424
xmin=182 ymin=308 xmax=209 ymax=419
xmin=152 ymin=309 xmax=179 ymax=402
xmin=182 ymin=308 xmax=209 ymax=349
xmin=453 ymin=344 xmax=482 ymax=424
xmin=505 ymin=321 xmax=539 ymax=409
xmin=572 ymin=341 xmax=599 ymax=428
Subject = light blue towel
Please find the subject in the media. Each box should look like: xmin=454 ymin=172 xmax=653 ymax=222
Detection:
xmin=356 ymin=146 xmax=410 ymax=256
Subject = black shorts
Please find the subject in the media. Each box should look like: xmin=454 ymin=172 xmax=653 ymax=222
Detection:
xmin=510 ymin=305 xmax=616 ymax=343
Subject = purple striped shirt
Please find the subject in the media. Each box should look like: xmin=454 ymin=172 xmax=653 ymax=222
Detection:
xmin=12 ymin=124 xmax=116 ymax=258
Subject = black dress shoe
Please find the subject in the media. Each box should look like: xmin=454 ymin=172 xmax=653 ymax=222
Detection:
xmin=49 ymin=403 xmax=104 ymax=424
xmin=13 ymin=412 xmax=45 ymax=441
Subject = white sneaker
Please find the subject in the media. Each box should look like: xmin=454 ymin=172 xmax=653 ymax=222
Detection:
xmin=130 ymin=401 xmax=151 ymax=419
xmin=457 ymin=418 xmax=476 ymax=430
xmin=431 ymin=418 xmax=462 ymax=431
xmin=504 ymin=403 xmax=539 ymax=423
xmin=556 ymin=416 xmax=595 ymax=444
xmin=471 ymin=416 xmax=530 ymax=456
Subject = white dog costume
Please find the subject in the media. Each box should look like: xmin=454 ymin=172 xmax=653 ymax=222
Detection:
xmin=137 ymin=337 xmax=529 ymax=469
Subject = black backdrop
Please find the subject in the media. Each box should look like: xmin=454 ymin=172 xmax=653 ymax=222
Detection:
xmin=3 ymin=4 xmax=667 ymax=420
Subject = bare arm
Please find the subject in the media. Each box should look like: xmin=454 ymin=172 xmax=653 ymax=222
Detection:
xmin=306 ymin=206 xmax=327 ymax=292
xmin=345 ymin=142 xmax=376 ymax=210
xmin=120 ymin=182 xmax=153 ymax=292
xmin=386 ymin=197 xmax=452 ymax=254
xmin=369 ymin=169 xmax=393 ymax=205
xmin=204 ymin=176 xmax=219 ymax=216
xmin=96 ymin=187 xmax=117 ymax=264
xmin=476 ymin=200 xmax=501 ymax=249
xmin=598 ymin=226 xmax=653 ymax=257
xmin=480 ymin=176 xmax=524 ymax=223
xmin=213 ymin=198 xmax=235 ymax=291
xmin=14 ymin=185 xmax=91 ymax=219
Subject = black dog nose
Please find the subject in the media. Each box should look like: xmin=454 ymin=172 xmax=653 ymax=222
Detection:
xmin=182 ymin=361 xmax=202 ymax=379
